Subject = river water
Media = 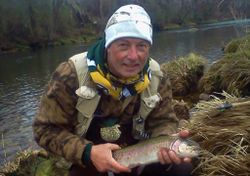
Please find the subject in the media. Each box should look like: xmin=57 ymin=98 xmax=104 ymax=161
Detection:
xmin=0 ymin=20 xmax=249 ymax=166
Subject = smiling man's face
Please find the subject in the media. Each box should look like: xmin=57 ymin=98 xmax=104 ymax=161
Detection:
xmin=106 ymin=38 xmax=150 ymax=78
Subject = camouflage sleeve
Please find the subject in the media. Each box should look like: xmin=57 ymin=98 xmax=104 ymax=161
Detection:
xmin=33 ymin=61 xmax=87 ymax=166
xmin=145 ymin=74 xmax=179 ymax=137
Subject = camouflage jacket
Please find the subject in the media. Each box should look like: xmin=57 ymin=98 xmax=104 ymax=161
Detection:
xmin=33 ymin=53 xmax=179 ymax=167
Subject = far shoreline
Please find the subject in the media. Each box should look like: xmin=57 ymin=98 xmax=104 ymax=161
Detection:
xmin=1 ymin=18 xmax=249 ymax=56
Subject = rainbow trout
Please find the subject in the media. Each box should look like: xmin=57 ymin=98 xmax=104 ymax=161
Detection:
xmin=113 ymin=136 xmax=199 ymax=168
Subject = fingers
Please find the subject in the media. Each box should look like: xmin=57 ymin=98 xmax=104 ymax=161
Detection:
xmin=168 ymin=150 xmax=181 ymax=164
xmin=171 ymin=130 xmax=189 ymax=138
xmin=90 ymin=143 xmax=129 ymax=173
xmin=159 ymin=148 xmax=184 ymax=165
xmin=107 ymin=143 xmax=131 ymax=173
xmin=109 ymin=158 xmax=131 ymax=173
xmin=158 ymin=148 xmax=171 ymax=164
xmin=179 ymin=130 xmax=189 ymax=138
xmin=183 ymin=157 xmax=192 ymax=163
xmin=158 ymin=148 xmax=165 ymax=164
xmin=108 ymin=143 xmax=121 ymax=151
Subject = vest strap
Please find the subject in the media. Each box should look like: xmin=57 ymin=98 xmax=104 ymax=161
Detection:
xmin=132 ymin=59 xmax=163 ymax=140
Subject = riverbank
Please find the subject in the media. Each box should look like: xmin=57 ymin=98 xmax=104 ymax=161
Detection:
xmin=1 ymin=19 xmax=249 ymax=55
xmin=164 ymin=19 xmax=250 ymax=32
xmin=0 ymin=34 xmax=99 ymax=55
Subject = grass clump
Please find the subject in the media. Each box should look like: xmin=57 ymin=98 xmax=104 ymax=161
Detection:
xmin=182 ymin=92 xmax=250 ymax=175
xmin=0 ymin=149 xmax=68 ymax=176
xmin=161 ymin=53 xmax=207 ymax=97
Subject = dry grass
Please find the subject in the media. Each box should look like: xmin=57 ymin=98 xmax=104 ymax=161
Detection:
xmin=161 ymin=53 xmax=207 ymax=97
xmin=199 ymin=35 xmax=250 ymax=97
xmin=182 ymin=92 xmax=250 ymax=175
xmin=1 ymin=133 xmax=7 ymax=163
xmin=224 ymin=34 xmax=250 ymax=55
xmin=0 ymin=149 xmax=49 ymax=176
xmin=172 ymin=99 xmax=190 ymax=121
xmin=198 ymin=56 xmax=250 ymax=96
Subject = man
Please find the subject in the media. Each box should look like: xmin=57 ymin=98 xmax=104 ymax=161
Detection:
xmin=33 ymin=4 xmax=192 ymax=176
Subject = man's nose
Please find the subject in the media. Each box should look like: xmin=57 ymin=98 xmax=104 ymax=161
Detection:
xmin=127 ymin=46 xmax=138 ymax=60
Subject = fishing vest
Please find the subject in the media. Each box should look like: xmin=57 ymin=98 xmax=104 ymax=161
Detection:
xmin=70 ymin=52 xmax=163 ymax=140
xmin=55 ymin=52 xmax=163 ymax=169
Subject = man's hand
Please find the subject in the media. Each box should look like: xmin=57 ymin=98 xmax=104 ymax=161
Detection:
xmin=157 ymin=130 xmax=192 ymax=165
xmin=90 ymin=143 xmax=131 ymax=173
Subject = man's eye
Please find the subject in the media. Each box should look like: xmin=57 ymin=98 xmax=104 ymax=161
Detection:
xmin=118 ymin=43 xmax=129 ymax=49
xmin=119 ymin=43 xmax=128 ymax=47
xmin=138 ymin=44 xmax=148 ymax=50
xmin=139 ymin=44 xmax=146 ymax=47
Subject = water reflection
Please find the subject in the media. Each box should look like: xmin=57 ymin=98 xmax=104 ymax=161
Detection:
xmin=151 ymin=23 xmax=249 ymax=63
xmin=0 ymin=45 xmax=88 ymax=165
xmin=0 ymin=20 xmax=249 ymax=165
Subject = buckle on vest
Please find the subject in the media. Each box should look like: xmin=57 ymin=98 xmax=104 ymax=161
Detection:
xmin=133 ymin=130 xmax=150 ymax=140
xmin=135 ymin=116 xmax=144 ymax=124
xmin=133 ymin=116 xmax=150 ymax=140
